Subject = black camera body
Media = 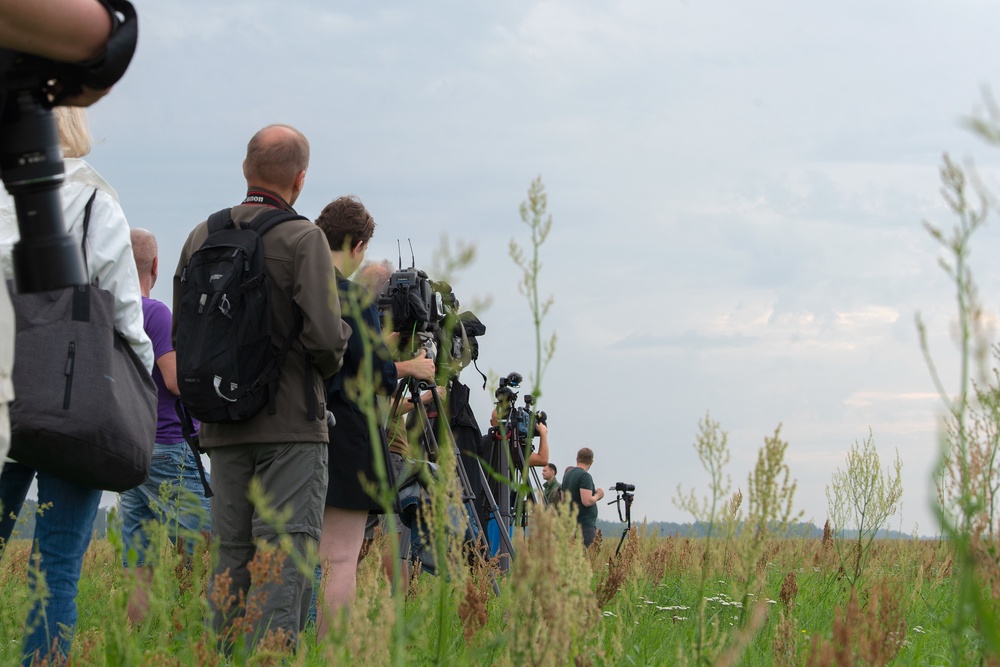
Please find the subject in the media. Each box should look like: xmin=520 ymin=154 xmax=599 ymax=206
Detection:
xmin=613 ymin=482 xmax=635 ymax=493
xmin=376 ymin=260 xmax=488 ymax=389
xmin=513 ymin=407 xmax=546 ymax=441
xmin=0 ymin=52 xmax=87 ymax=291
xmin=377 ymin=265 xmax=444 ymax=335
xmin=494 ymin=372 xmax=548 ymax=441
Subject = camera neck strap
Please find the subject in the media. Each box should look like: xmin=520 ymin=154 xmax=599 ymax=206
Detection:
xmin=242 ymin=190 xmax=294 ymax=211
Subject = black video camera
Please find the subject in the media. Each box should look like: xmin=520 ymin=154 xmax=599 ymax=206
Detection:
xmin=0 ymin=0 xmax=137 ymax=293
xmin=377 ymin=264 xmax=443 ymax=336
xmin=376 ymin=254 xmax=488 ymax=385
xmin=494 ymin=372 xmax=547 ymax=441
xmin=613 ymin=482 xmax=635 ymax=493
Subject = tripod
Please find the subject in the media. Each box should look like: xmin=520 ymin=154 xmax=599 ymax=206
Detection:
xmin=487 ymin=420 xmax=556 ymax=572
xmin=389 ymin=376 xmax=510 ymax=589
xmin=608 ymin=486 xmax=635 ymax=557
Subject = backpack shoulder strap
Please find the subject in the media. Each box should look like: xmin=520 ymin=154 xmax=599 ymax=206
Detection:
xmin=206 ymin=208 xmax=234 ymax=235
xmin=247 ymin=209 xmax=308 ymax=237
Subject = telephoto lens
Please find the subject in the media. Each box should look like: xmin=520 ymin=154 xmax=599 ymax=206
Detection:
xmin=0 ymin=88 xmax=87 ymax=291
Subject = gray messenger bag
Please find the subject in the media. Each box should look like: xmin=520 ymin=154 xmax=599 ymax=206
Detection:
xmin=7 ymin=190 xmax=156 ymax=491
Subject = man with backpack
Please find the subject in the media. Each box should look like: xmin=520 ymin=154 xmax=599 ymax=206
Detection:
xmin=172 ymin=124 xmax=350 ymax=652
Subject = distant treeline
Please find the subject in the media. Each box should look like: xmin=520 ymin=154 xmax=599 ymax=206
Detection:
xmin=595 ymin=518 xmax=924 ymax=540
xmin=5 ymin=501 xmax=112 ymax=542
xmin=4 ymin=502 xmax=922 ymax=543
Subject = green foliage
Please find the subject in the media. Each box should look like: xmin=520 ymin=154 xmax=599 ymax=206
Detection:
xmin=4 ymin=529 xmax=985 ymax=666
xmin=825 ymin=429 xmax=903 ymax=585
xmin=674 ymin=416 xmax=808 ymax=664
xmin=509 ymin=175 xmax=557 ymax=396
xmin=918 ymin=147 xmax=1000 ymax=662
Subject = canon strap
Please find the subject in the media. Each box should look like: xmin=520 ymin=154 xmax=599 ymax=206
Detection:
xmin=242 ymin=190 xmax=293 ymax=211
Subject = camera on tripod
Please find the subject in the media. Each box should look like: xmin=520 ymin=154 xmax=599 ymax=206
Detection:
xmin=608 ymin=481 xmax=636 ymax=557
xmin=494 ymin=372 xmax=547 ymax=441
xmin=377 ymin=262 xmax=444 ymax=337
xmin=376 ymin=245 xmax=486 ymax=386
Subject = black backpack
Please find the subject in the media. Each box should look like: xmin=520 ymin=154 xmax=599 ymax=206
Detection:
xmin=175 ymin=207 xmax=309 ymax=426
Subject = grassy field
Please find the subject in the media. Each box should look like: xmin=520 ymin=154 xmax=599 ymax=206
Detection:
xmin=0 ymin=503 xmax=991 ymax=666
xmin=5 ymin=166 xmax=1000 ymax=665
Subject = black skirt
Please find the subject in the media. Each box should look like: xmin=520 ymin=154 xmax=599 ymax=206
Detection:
xmin=325 ymin=396 xmax=383 ymax=512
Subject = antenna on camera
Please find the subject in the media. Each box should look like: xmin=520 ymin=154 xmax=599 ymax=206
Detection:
xmin=408 ymin=238 xmax=415 ymax=268
xmin=396 ymin=240 xmax=402 ymax=269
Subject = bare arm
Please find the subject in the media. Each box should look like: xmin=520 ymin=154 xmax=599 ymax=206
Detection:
xmin=527 ymin=422 xmax=549 ymax=467
xmin=0 ymin=0 xmax=111 ymax=62
xmin=156 ymin=350 xmax=179 ymax=396
xmin=395 ymin=348 xmax=436 ymax=382
xmin=392 ymin=385 xmax=446 ymax=416
xmin=580 ymin=486 xmax=605 ymax=507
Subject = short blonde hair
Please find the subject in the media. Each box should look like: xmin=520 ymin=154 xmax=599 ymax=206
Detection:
xmin=54 ymin=107 xmax=92 ymax=158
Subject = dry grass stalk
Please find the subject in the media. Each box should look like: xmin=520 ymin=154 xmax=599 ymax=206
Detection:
xmin=808 ymin=582 xmax=907 ymax=666
xmin=771 ymin=611 xmax=800 ymax=667
xmin=595 ymin=526 xmax=639 ymax=608
xmin=778 ymin=570 xmax=798 ymax=613
xmin=337 ymin=541 xmax=394 ymax=667
xmin=506 ymin=503 xmax=598 ymax=667
xmin=457 ymin=571 xmax=490 ymax=641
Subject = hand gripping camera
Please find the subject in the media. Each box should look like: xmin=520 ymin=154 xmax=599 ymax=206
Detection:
xmin=0 ymin=0 xmax=138 ymax=293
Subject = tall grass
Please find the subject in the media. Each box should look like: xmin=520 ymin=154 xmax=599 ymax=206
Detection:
xmin=4 ymin=161 xmax=1000 ymax=665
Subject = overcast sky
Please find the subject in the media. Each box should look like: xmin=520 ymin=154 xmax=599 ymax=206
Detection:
xmin=81 ymin=0 xmax=1000 ymax=532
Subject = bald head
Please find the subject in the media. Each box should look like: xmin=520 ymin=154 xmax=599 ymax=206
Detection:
xmin=130 ymin=228 xmax=158 ymax=296
xmin=355 ymin=259 xmax=394 ymax=298
xmin=242 ymin=124 xmax=310 ymax=201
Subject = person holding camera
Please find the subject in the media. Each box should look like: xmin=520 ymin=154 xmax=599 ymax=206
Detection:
xmin=482 ymin=406 xmax=550 ymax=469
xmin=313 ymin=196 xmax=436 ymax=634
xmin=562 ymin=447 xmax=605 ymax=547
xmin=0 ymin=0 xmax=129 ymax=485
xmin=355 ymin=259 xmax=445 ymax=591
xmin=0 ymin=106 xmax=152 ymax=665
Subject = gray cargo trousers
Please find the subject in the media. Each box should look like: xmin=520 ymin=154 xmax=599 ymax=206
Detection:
xmin=206 ymin=441 xmax=327 ymax=651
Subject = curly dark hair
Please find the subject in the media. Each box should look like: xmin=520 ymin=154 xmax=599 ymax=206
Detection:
xmin=315 ymin=195 xmax=376 ymax=252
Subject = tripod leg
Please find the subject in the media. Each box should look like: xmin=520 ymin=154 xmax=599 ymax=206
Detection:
xmin=407 ymin=380 xmax=503 ymax=591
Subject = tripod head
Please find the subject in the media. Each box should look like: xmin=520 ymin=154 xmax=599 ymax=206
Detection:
xmin=494 ymin=371 xmax=547 ymax=446
xmin=608 ymin=482 xmax=635 ymax=524
xmin=608 ymin=482 xmax=635 ymax=557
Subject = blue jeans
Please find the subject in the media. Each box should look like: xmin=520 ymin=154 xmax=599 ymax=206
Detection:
xmin=119 ymin=442 xmax=211 ymax=567
xmin=0 ymin=461 xmax=101 ymax=665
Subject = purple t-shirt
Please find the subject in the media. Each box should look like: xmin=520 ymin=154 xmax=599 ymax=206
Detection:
xmin=142 ymin=296 xmax=190 ymax=444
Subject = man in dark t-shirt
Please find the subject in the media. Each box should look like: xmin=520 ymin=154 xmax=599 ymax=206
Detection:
xmin=562 ymin=447 xmax=604 ymax=547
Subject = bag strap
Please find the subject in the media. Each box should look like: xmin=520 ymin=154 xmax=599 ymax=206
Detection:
xmin=247 ymin=209 xmax=313 ymax=419
xmin=79 ymin=189 xmax=99 ymax=271
xmin=206 ymin=208 xmax=233 ymax=235
xmin=68 ymin=190 xmax=100 ymax=322
xmin=175 ymin=399 xmax=214 ymax=498
xmin=248 ymin=208 xmax=308 ymax=235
